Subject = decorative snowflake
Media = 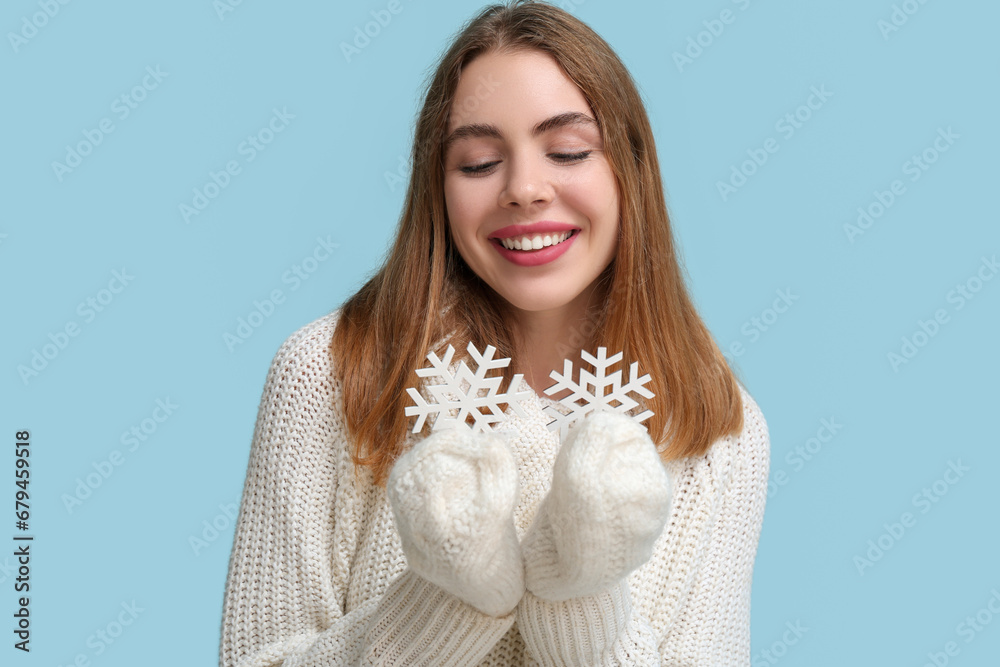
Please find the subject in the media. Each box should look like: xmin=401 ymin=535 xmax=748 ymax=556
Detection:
xmin=541 ymin=347 xmax=655 ymax=440
xmin=404 ymin=341 xmax=535 ymax=434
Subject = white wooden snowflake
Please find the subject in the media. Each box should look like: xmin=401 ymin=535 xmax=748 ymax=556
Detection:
xmin=404 ymin=341 xmax=535 ymax=433
xmin=541 ymin=347 xmax=655 ymax=439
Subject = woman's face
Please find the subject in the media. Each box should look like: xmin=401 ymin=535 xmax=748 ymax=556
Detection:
xmin=442 ymin=48 xmax=619 ymax=316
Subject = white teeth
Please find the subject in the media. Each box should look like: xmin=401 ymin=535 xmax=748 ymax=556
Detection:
xmin=500 ymin=231 xmax=572 ymax=251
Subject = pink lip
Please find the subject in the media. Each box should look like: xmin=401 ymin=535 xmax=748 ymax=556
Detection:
xmin=487 ymin=221 xmax=582 ymax=267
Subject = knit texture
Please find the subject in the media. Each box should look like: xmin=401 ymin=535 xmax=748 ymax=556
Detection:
xmin=386 ymin=426 xmax=525 ymax=618
xmin=219 ymin=310 xmax=771 ymax=666
xmin=521 ymin=409 xmax=673 ymax=602
xmin=518 ymin=580 xmax=661 ymax=665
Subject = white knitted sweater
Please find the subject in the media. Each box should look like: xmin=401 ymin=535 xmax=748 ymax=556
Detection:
xmin=220 ymin=310 xmax=770 ymax=666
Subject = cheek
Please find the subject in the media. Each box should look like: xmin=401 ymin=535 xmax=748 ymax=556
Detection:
xmin=578 ymin=168 xmax=620 ymax=258
xmin=443 ymin=179 xmax=458 ymax=220
xmin=597 ymin=164 xmax=620 ymax=208
xmin=595 ymin=167 xmax=621 ymax=228
xmin=569 ymin=169 xmax=618 ymax=220
xmin=444 ymin=184 xmax=480 ymax=264
xmin=444 ymin=179 xmax=480 ymax=231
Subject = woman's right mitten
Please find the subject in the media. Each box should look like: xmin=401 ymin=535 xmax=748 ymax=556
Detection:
xmin=521 ymin=409 xmax=673 ymax=601
xmin=387 ymin=426 xmax=525 ymax=617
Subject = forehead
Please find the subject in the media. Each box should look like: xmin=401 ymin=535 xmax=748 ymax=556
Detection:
xmin=447 ymin=49 xmax=594 ymax=133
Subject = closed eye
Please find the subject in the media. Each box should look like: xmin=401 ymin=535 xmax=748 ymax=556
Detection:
xmin=459 ymin=151 xmax=593 ymax=176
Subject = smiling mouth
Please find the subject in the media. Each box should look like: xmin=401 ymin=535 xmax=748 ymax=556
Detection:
xmin=494 ymin=230 xmax=578 ymax=251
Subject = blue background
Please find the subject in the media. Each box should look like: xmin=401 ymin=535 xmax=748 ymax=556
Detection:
xmin=3 ymin=0 xmax=998 ymax=664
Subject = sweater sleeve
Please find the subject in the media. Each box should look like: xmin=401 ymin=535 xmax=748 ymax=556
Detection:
xmin=517 ymin=579 xmax=662 ymax=665
xmin=219 ymin=317 xmax=514 ymax=667
xmin=518 ymin=386 xmax=770 ymax=666
xmin=658 ymin=385 xmax=770 ymax=665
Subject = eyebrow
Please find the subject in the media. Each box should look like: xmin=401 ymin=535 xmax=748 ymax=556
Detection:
xmin=442 ymin=111 xmax=599 ymax=153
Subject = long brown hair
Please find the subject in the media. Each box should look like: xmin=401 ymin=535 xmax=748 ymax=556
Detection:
xmin=331 ymin=0 xmax=746 ymax=486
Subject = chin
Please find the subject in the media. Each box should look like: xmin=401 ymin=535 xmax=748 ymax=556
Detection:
xmin=500 ymin=290 xmax=581 ymax=313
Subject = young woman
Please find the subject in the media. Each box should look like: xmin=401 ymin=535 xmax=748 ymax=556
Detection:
xmin=220 ymin=2 xmax=770 ymax=665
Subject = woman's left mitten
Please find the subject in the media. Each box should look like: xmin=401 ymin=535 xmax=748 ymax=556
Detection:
xmin=521 ymin=410 xmax=673 ymax=601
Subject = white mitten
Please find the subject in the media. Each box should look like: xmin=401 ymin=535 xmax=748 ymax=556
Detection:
xmin=521 ymin=410 xmax=673 ymax=601
xmin=387 ymin=427 xmax=525 ymax=617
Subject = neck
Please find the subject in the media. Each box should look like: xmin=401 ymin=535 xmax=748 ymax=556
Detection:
xmin=511 ymin=284 xmax=605 ymax=399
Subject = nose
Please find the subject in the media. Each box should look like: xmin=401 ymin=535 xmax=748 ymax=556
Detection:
xmin=498 ymin=153 xmax=554 ymax=210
